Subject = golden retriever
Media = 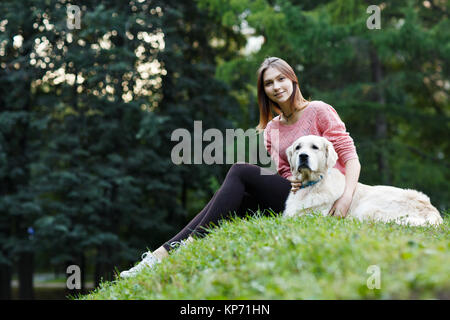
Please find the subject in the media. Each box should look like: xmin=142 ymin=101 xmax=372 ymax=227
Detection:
xmin=283 ymin=135 xmax=443 ymax=226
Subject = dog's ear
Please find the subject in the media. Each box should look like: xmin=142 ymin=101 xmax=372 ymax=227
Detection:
xmin=325 ymin=140 xmax=338 ymax=169
xmin=286 ymin=144 xmax=295 ymax=174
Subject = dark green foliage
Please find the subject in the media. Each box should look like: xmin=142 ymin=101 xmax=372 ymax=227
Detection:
xmin=0 ymin=0 xmax=242 ymax=296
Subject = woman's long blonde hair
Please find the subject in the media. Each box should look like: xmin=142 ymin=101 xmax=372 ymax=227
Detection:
xmin=255 ymin=57 xmax=309 ymax=134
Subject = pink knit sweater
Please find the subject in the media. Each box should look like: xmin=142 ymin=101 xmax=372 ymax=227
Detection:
xmin=263 ymin=100 xmax=359 ymax=180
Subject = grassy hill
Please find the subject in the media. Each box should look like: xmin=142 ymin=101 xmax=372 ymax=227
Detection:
xmin=79 ymin=211 xmax=449 ymax=300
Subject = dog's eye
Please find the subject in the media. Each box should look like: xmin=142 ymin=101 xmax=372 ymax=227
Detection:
xmin=312 ymin=144 xmax=319 ymax=150
xmin=295 ymin=144 xmax=301 ymax=150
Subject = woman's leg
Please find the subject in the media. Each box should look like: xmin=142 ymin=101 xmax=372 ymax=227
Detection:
xmin=159 ymin=190 xmax=260 ymax=254
xmin=161 ymin=162 xmax=291 ymax=252
xmin=121 ymin=163 xmax=291 ymax=277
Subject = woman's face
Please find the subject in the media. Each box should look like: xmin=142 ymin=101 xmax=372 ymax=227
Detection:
xmin=263 ymin=67 xmax=293 ymax=105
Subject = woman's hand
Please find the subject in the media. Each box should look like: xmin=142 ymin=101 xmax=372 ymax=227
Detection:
xmin=328 ymin=193 xmax=353 ymax=218
xmin=288 ymin=176 xmax=303 ymax=194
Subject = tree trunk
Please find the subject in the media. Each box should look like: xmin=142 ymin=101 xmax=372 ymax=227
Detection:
xmin=18 ymin=251 xmax=34 ymax=300
xmin=369 ymin=45 xmax=391 ymax=185
xmin=181 ymin=177 xmax=187 ymax=211
xmin=94 ymin=247 xmax=103 ymax=288
xmin=80 ymin=253 xmax=86 ymax=292
xmin=0 ymin=214 xmax=12 ymax=299
xmin=0 ymin=263 xmax=12 ymax=300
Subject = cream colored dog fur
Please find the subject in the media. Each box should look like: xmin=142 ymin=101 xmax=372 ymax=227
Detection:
xmin=283 ymin=135 xmax=443 ymax=226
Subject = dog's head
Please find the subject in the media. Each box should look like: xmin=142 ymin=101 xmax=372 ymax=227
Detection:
xmin=286 ymin=135 xmax=338 ymax=181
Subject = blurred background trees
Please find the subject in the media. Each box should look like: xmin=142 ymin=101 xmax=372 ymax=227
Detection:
xmin=0 ymin=0 xmax=448 ymax=299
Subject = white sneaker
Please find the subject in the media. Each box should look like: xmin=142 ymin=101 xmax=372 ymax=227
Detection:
xmin=168 ymin=239 xmax=190 ymax=250
xmin=119 ymin=252 xmax=161 ymax=279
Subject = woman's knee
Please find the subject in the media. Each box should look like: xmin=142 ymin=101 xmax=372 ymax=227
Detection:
xmin=228 ymin=162 xmax=257 ymax=179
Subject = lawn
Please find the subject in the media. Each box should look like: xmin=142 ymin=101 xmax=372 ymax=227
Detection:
xmin=80 ymin=210 xmax=450 ymax=300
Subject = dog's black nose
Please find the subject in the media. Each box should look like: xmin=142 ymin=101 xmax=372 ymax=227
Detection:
xmin=299 ymin=153 xmax=308 ymax=162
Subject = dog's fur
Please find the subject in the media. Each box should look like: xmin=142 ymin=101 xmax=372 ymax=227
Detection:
xmin=283 ymin=135 xmax=443 ymax=226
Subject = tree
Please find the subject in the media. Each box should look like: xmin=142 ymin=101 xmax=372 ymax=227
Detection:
xmin=0 ymin=0 xmax=245 ymax=298
xmin=0 ymin=0 xmax=48 ymax=299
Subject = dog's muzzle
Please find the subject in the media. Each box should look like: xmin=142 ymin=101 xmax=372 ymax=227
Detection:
xmin=298 ymin=153 xmax=310 ymax=170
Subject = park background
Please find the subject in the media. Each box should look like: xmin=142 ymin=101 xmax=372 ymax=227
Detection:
xmin=0 ymin=0 xmax=448 ymax=299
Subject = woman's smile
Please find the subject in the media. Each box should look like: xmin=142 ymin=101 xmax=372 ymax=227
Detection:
xmin=274 ymin=91 xmax=285 ymax=98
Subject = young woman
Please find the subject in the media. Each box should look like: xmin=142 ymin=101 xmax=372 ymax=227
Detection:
xmin=119 ymin=57 xmax=361 ymax=278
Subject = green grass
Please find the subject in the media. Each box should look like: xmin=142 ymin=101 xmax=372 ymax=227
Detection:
xmin=79 ymin=211 xmax=450 ymax=300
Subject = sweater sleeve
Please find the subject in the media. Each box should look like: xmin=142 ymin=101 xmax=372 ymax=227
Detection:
xmin=263 ymin=124 xmax=279 ymax=169
xmin=317 ymin=104 xmax=359 ymax=164
xmin=263 ymin=125 xmax=271 ymax=156
xmin=264 ymin=123 xmax=293 ymax=180
xmin=278 ymin=157 xmax=293 ymax=180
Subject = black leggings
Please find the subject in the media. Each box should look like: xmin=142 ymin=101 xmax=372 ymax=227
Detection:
xmin=163 ymin=163 xmax=292 ymax=252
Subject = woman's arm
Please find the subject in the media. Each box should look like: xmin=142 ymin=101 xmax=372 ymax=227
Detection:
xmin=315 ymin=103 xmax=360 ymax=217
xmin=328 ymin=158 xmax=361 ymax=217
xmin=343 ymin=158 xmax=361 ymax=197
